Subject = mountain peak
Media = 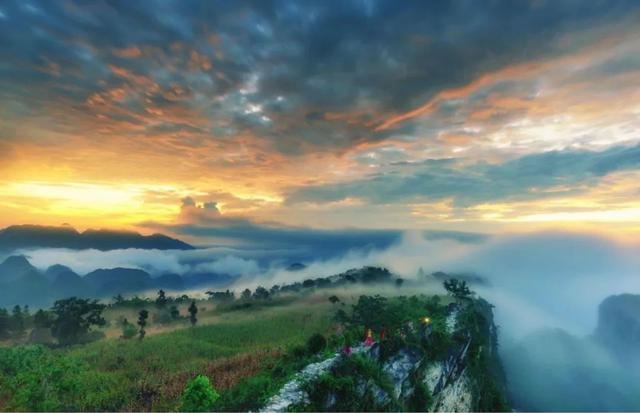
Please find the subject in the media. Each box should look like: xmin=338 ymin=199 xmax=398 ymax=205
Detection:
xmin=0 ymin=255 xmax=38 ymax=283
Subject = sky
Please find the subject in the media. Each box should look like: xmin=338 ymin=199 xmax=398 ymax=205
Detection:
xmin=1 ymin=0 xmax=640 ymax=244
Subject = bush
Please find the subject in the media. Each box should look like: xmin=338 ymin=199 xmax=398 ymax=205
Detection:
xmin=121 ymin=323 xmax=137 ymax=340
xmin=179 ymin=375 xmax=220 ymax=412
xmin=291 ymin=344 xmax=308 ymax=358
xmin=306 ymin=333 xmax=327 ymax=354
xmin=214 ymin=374 xmax=273 ymax=412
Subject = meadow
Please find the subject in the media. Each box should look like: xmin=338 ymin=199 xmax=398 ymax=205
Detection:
xmin=0 ymin=296 xmax=336 ymax=411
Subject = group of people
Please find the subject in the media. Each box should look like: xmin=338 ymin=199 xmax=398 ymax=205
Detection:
xmin=342 ymin=316 xmax=431 ymax=355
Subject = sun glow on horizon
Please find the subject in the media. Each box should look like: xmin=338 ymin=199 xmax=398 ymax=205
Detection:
xmin=0 ymin=181 xmax=183 ymax=227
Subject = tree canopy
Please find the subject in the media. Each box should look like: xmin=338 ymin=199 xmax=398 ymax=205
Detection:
xmin=443 ymin=279 xmax=473 ymax=302
xmin=50 ymin=298 xmax=106 ymax=345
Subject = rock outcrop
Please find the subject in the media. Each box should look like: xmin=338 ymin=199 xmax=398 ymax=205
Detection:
xmin=260 ymin=345 xmax=369 ymax=412
xmin=261 ymin=299 xmax=508 ymax=412
xmin=595 ymin=293 xmax=640 ymax=362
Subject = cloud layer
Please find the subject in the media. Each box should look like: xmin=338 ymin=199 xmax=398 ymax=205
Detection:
xmin=2 ymin=1 xmax=640 ymax=233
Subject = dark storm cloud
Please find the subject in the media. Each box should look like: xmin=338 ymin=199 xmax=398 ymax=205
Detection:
xmin=286 ymin=144 xmax=640 ymax=206
xmin=1 ymin=0 xmax=638 ymax=153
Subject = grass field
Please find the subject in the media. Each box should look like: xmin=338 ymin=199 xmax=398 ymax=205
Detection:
xmin=0 ymin=296 xmax=336 ymax=411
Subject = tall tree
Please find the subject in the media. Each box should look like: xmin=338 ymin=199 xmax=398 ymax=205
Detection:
xmin=11 ymin=305 xmax=25 ymax=337
xmin=137 ymin=309 xmax=149 ymax=340
xmin=155 ymin=289 xmax=168 ymax=308
xmin=50 ymin=298 xmax=106 ymax=345
xmin=188 ymin=301 xmax=198 ymax=326
xmin=241 ymin=288 xmax=252 ymax=300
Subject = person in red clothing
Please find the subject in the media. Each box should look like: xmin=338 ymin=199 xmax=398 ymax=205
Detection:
xmin=364 ymin=328 xmax=374 ymax=346
xmin=380 ymin=328 xmax=386 ymax=341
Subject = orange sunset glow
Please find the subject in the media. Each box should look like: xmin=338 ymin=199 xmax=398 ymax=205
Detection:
xmin=0 ymin=1 xmax=639 ymax=242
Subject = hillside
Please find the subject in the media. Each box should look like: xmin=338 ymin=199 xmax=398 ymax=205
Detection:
xmin=0 ymin=271 xmax=509 ymax=412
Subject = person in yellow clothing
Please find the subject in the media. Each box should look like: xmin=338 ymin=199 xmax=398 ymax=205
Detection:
xmin=364 ymin=328 xmax=374 ymax=346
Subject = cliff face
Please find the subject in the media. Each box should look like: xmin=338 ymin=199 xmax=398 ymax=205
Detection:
xmin=595 ymin=293 xmax=640 ymax=363
xmin=261 ymin=298 xmax=508 ymax=412
xmin=425 ymin=299 xmax=508 ymax=412
xmin=503 ymin=293 xmax=640 ymax=411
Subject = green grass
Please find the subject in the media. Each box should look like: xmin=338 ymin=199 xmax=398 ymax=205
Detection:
xmin=0 ymin=301 xmax=335 ymax=411
xmin=71 ymin=303 xmax=332 ymax=372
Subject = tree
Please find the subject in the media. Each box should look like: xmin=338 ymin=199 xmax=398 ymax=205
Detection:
xmin=241 ymin=288 xmax=252 ymax=300
xmin=138 ymin=309 xmax=149 ymax=340
xmin=0 ymin=308 xmax=9 ymax=339
xmin=443 ymin=279 xmax=473 ymax=304
xmin=112 ymin=293 xmax=125 ymax=305
xmin=188 ymin=301 xmax=198 ymax=326
xmin=11 ymin=305 xmax=25 ymax=337
xmin=50 ymin=298 xmax=106 ymax=345
xmin=179 ymin=375 xmax=220 ymax=412
xmin=155 ymin=289 xmax=168 ymax=308
xmin=23 ymin=305 xmax=32 ymax=328
xmin=170 ymin=305 xmax=180 ymax=320
xmin=253 ymin=286 xmax=270 ymax=300
xmin=329 ymin=295 xmax=340 ymax=305
xmin=205 ymin=290 xmax=234 ymax=302
xmin=395 ymin=278 xmax=405 ymax=288
xmin=33 ymin=309 xmax=52 ymax=328
xmin=351 ymin=295 xmax=390 ymax=330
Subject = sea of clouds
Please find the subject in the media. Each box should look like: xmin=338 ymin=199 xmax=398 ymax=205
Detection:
xmin=15 ymin=230 xmax=640 ymax=409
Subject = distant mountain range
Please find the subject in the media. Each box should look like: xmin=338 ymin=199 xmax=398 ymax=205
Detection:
xmin=0 ymin=255 xmax=232 ymax=308
xmin=0 ymin=224 xmax=194 ymax=252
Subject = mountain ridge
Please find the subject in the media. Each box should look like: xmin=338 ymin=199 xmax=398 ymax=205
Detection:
xmin=0 ymin=224 xmax=194 ymax=251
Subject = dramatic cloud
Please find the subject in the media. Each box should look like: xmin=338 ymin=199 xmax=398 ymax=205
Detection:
xmin=1 ymin=0 xmax=640 ymax=234
xmin=287 ymin=144 xmax=640 ymax=207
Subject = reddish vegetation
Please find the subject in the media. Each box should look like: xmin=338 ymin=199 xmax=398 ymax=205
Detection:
xmin=156 ymin=349 xmax=282 ymax=410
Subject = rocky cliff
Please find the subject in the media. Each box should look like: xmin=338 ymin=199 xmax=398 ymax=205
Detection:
xmin=261 ymin=298 xmax=508 ymax=412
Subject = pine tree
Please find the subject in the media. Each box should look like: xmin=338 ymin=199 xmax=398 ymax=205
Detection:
xmin=155 ymin=289 xmax=167 ymax=308
xmin=188 ymin=301 xmax=198 ymax=326
xmin=137 ymin=309 xmax=149 ymax=340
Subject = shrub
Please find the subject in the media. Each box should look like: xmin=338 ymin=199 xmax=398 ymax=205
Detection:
xmin=306 ymin=333 xmax=327 ymax=354
xmin=179 ymin=375 xmax=220 ymax=412
xmin=121 ymin=323 xmax=137 ymax=340
xmin=291 ymin=344 xmax=307 ymax=358
xmin=214 ymin=374 xmax=273 ymax=412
